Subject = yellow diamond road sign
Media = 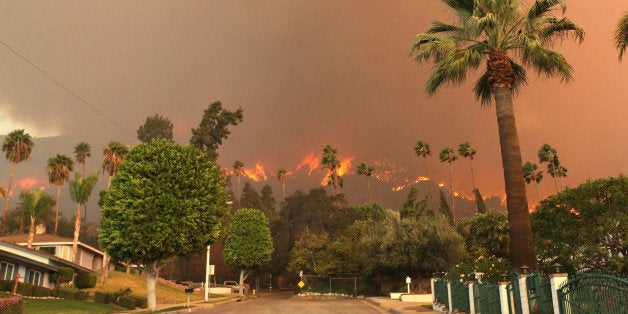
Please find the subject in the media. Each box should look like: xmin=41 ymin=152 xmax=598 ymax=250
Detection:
xmin=298 ymin=281 xmax=305 ymax=288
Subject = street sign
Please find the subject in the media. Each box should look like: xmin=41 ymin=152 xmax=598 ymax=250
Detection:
xmin=298 ymin=281 xmax=305 ymax=288
xmin=209 ymin=265 xmax=215 ymax=275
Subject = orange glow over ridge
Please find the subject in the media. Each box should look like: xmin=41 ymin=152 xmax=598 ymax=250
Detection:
xmin=295 ymin=153 xmax=320 ymax=175
xmin=241 ymin=161 xmax=268 ymax=181
xmin=18 ymin=177 xmax=41 ymax=190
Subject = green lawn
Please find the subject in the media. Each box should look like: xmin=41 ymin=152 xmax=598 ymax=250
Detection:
xmin=23 ymin=298 xmax=125 ymax=314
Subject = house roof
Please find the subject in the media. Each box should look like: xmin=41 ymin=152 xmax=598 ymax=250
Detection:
xmin=0 ymin=241 xmax=93 ymax=274
xmin=0 ymin=234 xmax=104 ymax=257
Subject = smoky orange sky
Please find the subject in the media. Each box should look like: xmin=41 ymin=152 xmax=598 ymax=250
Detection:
xmin=0 ymin=1 xmax=626 ymax=221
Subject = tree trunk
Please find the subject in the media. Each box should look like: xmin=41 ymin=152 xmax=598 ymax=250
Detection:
xmin=282 ymin=182 xmax=286 ymax=200
xmin=2 ymin=163 xmax=15 ymax=234
xmin=107 ymin=175 xmax=112 ymax=190
xmin=469 ymin=159 xmax=476 ymax=191
xmin=55 ymin=185 xmax=61 ymax=235
xmin=493 ymin=86 xmax=538 ymax=271
xmin=72 ymin=203 xmax=82 ymax=264
xmin=533 ymin=182 xmax=540 ymax=203
xmin=28 ymin=216 xmax=36 ymax=248
xmin=449 ymin=163 xmax=455 ymax=222
xmin=367 ymin=177 xmax=371 ymax=202
xmin=146 ymin=262 xmax=163 ymax=311
xmin=238 ymin=269 xmax=247 ymax=297
xmin=100 ymin=253 xmax=111 ymax=285
xmin=425 ymin=158 xmax=435 ymax=213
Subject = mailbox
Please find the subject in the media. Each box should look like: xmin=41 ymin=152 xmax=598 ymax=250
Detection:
xmin=184 ymin=287 xmax=194 ymax=294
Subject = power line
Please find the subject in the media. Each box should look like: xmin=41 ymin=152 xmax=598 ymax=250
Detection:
xmin=0 ymin=39 xmax=136 ymax=140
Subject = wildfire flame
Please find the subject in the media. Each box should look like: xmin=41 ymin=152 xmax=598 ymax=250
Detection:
xmin=18 ymin=177 xmax=41 ymax=190
xmin=391 ymin=176 xmax=431 ymax=192
xmin=438 ymin=182 xmax=445 ymax=187
xmin=295 ymin=153 xmax=320 ymax=175
xmin=320 ymin=157 xmax=355 ymax=186
xmin=241 ymin=161 xmax=268 ymax=182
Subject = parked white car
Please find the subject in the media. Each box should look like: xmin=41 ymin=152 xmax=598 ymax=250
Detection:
xmin=223 ymin=280 xmax=242 ymax=293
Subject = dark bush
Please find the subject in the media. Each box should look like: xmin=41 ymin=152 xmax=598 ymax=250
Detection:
xmin=75 ymin=273 xmax=97 ymax=289
xmin=117 ymin=296 xmax=137 ymax=309
xmin=58 ymin=287 xmax=88 ymax=300
xmin=129 ymin=295 xmax=147 ymax=308
xmin=0 ymin=296 xmax=24 ymax=314
xmin=57 ymin=268 xmax=74 ymax=284
xmin=0 ymin=280 xmax=15 ymax=292
xmin=110 ymin=287 xmax=131 ymax=303
xmin=93 ymin=291 xmax=112 ymax=304
xmin=16 ymin=282 xmax=34 ymax=296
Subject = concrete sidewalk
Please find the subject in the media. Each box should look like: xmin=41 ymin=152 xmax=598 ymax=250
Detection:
xmin=365 ymin=296 xmax=439 ymax=314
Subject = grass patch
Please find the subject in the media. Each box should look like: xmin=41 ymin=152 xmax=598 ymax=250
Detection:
xmin=23 ymin=298 xmax=125 ymax=314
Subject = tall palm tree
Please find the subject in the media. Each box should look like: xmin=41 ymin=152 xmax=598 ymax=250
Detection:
xmin=522 ymin=161 xmax=543 ymax=203
xmin=2 ymin=129 xmax=34 ymax=234
xmin=357 ymin=162 xmax=374 ymax=202
xmin=73 ymin=142 xmax=91 ymax=179
xmin=439 ymin=147 xmax=458 ymax=220
xmin=615 ymin=12 xmax=628 ymax=61
xmin=414 ymin=141 xmax=434 ymax=212
xmin=69 ymin=173 xmax=98 ymax=263
xmin=19 ymin=190 xmax=55 ymax=248
xmin=102 ymin=142 xmax=129 ymax=190
xmin=537 ymin=143 xmax=561 ymax=192
xmin=276 ymin=169 xmax=287 ymax=200
xmin=46 ymin=154 xmax=74 ymax=235
xmin=410 ymin=0 xmax=583 ymax=270
xmin=321 ymin=145 xmax=341 ymax=196
xmin=458 ymin=142 xmax=477 ymax=191
xmin=233 ymin=160 xmax=244 ymax=200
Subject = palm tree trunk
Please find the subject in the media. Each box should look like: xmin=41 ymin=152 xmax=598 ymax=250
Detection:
xmin=282 ymin=181 xmax=286 ymax=200
xmin=494 ymin=86 xmax=538 ymax=270
xmin=107 ymin=175 xmax=112 ymax=190
xmin=533 ymin=182 xmax=540 ymax=203
xmin=449 ymin=162 xmax=455 ymax=222
xmin=367 ymin=177 xmax=371 ymax=202
xmin=425 ymin=158 xmax=434 ymax=213
xmin=28 ymin=216 xmax=36 ymax=248
xmin=55 ymin=185 xmax=61 ymax=235
xmin=469 ymin=159 xmax=476 ymax=191
xmin=72 ymin=203 xmax=82 ymax=264
xmin=2 ymin=163 xmax=16 ymax=234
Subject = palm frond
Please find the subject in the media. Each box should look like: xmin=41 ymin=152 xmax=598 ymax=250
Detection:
xmin=427 ymin=21 xmax=462 ymax=34
xmin=522 ymin=44 xmax=572 ymax=82
xmin=473 ymin=72 xmax=492 ymax=106
xmin=410 ymin=34 xmax=457 ymax=63
xmin=426 ymin=47 xmax=483 ymax=95
xmin=442 ymin=0 xmax=474 ymax=18
xmin=615 ymin=12 xmax=628 ymax=61
xmin=538 ymin=17 xmax=584 ymax=44
xmin=511 ymin=61 xmax=528 ymax=94
xmin=527 ymin=0 xmax=566 ymax=22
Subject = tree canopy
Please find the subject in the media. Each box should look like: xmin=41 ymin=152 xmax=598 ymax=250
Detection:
xmin=532 ymin=176 xmax=627 ymax=274
xmin=99 ymin=139 xmax=228 ymax=310
xmin=137 ymin=114 xmax=174 ymax=143
xmin=190 ymin=101 xmax=243 ymax=161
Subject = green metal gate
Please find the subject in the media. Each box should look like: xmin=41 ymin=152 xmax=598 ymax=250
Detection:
xmin=558 ymin=271 xmax=628 ymax=314
xmin=474 ymin=281 xmax=501 ymax=314
xmin=526 ymin=272 xmax=553 ymax=313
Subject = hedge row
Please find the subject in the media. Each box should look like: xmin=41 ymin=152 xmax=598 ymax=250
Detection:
xmin=75 ymin=273 xmax=97 ymax=289
xmin=0 ymin=296 xmax=23 ymax=314
xmin=58 ymin=287 xmax=88 ymax=300
xmin=93 ymin=289 xmax=146 ymax=309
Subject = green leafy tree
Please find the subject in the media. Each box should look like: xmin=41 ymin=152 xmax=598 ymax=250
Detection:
xmin=224 ymin=208 xmax=273 ymax=296
xmin=19 ymin=189 xmax=55 ymax=248
xmin=276 ymin=169 xmax=287 ymax=200
xmin=410 ymin=0 xmax=584 ymax=270
xmin=532 ymin=176 xmax=627 ymax=274
xmin=46 ymin=154 xmax=74 ymax=235
xmin=260 ymin=184 xmax=276 ymax=221
xmin=73 ymin=142 xmax=91 ymax=179
xmin=439 ymin=189 xmax=454 ymax=226
xmin=615 ymin=12 xmax=628 ymax=61
xmin=401 ymin=187 xmax=428 ymax=219
xmin=458 ymin=142 xmax=477 ymax=192
xmin=414 ymin=141 xmax=434 ymax=212
xmin=240 ymin=182 xmax=261 ymax=209
xmin=102 ymin=141 xmax=129 ymax=190
xmin=357 ymin=162 xmax=374 ymax=202
xmin=354 ymin=202 xmax=387 ymax=222
xmin=69 ymin=172 xmax=98 ymax=263
xmin=458 ymin=210 xmax=510 ymax=261
xmin=100 ymin=140 xmax=228 ymax=310
xmin=439 ymin=147 xmax=458 ymax=218
xmin=137 ymin=114 xmax=174 ymax=143
xmin=321 ymin=145 xmax=342 ymax=196
xmin=474 ymin=188 xmax=487 ymax=214
xmin=2 ymin=129 xmax=33 ymax=234
xmin=523 ymin=161 xmax=544 ymax=202
xmin=288 ymin=228 xmax=333 ymax=276
xmin=233 ymin=160 xmax=244 ymax=199
xmin=190 ymin=101 xmax=244 ymax=161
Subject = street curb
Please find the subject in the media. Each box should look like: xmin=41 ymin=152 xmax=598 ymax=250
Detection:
xmin=161 ymin=297 xmax=243 ymax=313
xmin=363 ymin=298 xmax=402 ymax=314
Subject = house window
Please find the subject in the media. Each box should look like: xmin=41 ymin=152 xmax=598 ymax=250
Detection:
xmin=0 ymin=262 xmax=15 ymax=280
xmin=40 ymin=246 xmax=56 ymax=255
xmin=27 ymin=270 xmax=41 ymax=285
